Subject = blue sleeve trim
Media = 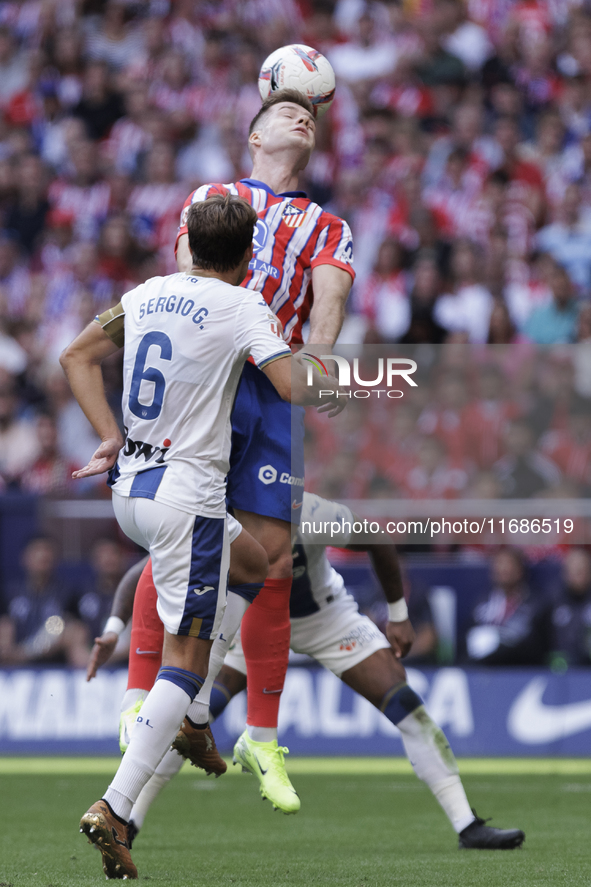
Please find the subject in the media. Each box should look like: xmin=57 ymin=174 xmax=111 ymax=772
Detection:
xmin=257 ymin=350 xmax=291 ymax=369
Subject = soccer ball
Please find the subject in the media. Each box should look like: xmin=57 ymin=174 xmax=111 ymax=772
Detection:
xmin=258 ymin=44 xmax=336 ymax=118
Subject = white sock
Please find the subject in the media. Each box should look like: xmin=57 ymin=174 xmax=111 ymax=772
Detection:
xmin=398 ymin=707 xmax=475 ymax=833
xmin=129 ymin=748 xmax=185 ymax=829
xmin=187 ymin=592 xmax=250 ymax=725
xmin=247 ymin=725 xmax=277 ymax=743
xmin=104 ymin=679 xmax=191 ymax=821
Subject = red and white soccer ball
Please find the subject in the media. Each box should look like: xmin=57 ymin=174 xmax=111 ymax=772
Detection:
xmin=258 ymin=44 xmax=336 ymax=118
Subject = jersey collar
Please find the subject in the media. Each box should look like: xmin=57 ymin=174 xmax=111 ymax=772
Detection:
xmin=240 ymin=178 xmax=307 ymax=199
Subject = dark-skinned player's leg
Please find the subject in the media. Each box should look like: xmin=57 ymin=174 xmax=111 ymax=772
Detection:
xmin=340 ymin=648 xmax=476 ymax=833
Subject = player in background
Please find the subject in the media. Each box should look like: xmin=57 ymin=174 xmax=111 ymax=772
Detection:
xmin=89 ymin=493 xmax=525 ymax=851
xmin=126 ymin=87 xmax=354 ymax=814
xmin=61 ymin=195 xmax=337 ymax=880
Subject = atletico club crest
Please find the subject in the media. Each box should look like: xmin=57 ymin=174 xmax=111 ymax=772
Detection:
xmin=283 ymin=204 xmax=306 ymax=228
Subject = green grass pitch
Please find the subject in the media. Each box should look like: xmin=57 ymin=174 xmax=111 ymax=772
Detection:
xmin=1 ymin=758 xmax=590 ymax=887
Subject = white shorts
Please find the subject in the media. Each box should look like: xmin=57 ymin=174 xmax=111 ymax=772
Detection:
xmin=225 ymin=594 xmax=390 ymax=678
xmin=112 ymin=492 xmax=229 ymax=638
xmin=227 ymin=513 xmax=242 ymax=544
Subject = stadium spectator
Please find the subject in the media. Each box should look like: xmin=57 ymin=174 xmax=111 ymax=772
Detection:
xmin=465 ymin=547 xmax=551 ymax=666
xmin=400 ymin=252 xmax=447 ymax=344
xmin=523 ymin=261 xmax=579 ymax=344
xmin=433 ymin=239 xmax=493 ymax=343
xmin=75 ymin=538 xmax=129 ymax=660
xmin=550 ymin=548 xmax=591 ymax=667
xmin=356 ymin=237 xmax=410 ymax=341
xmin=0 ymin=26 xmax=29 ymax=107
xmin=328 ymin=10 xmax=398 ymax=84
xmin=401 ymin=434 xmax=468 ymax=500
xmin=537 ymin=182 xmax=591 ymax=292
xmin=84 ymin=0 xmax=146 ymax=72
xmin=18 ymin=412 xmax=79 ymax=496
xmin=486 ymin=301 xmax=521 ymax=343
xmin=72 ymin=60 xmax=124 ymax=141
xmin=493 ymin=417 xmax=561 ymax=498
xmin=4 ymin=153 xmax=49 ymax=255
xmin=540 ymin=395 xmax=591 ymax=487
xmin=47 ymin=137 xmax=110 ymax=241
xmin=0 ymin=370 xmax=39 ymax=487
xmin=0 ymin=536 xmax=87 ymax=666
xmin=438 ymin=0 xmax=493 ymax=74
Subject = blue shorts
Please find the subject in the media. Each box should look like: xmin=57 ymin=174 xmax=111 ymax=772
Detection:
xmin=227 ymin=361 xmax=305 ymax=524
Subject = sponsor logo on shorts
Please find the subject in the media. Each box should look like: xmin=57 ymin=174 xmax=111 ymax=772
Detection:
xmin=258 ymin=466 xmax=304 ymax=487
xmin=339 ymin=624 xmax=381 ymax=652
xmin=280 ymin=472 xmax=304 ymax=487
xmin=194 ymin=586 xmax=215 ymax=596
xmin=258 ymin=464 xmax=277 ymax=484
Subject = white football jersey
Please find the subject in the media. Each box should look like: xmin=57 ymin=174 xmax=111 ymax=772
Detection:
xmin=105 ymin=272 xmax=290 ymax=516
xmin=291 ymin=493 xmax=355 ymax=615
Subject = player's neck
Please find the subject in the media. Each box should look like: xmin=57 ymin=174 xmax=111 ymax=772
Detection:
xmin=249 ymin=157 xmax=301 ymax=195
xmin=189 ymin=267 xmax=243 ymax=286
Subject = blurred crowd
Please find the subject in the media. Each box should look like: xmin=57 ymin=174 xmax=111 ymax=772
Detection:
xmin=0 ymin=0 xmax=591 ymax=492
xmin=2 ymin=534 xmax=591 ymax=669
xmin=0 ymin=534 xmax=131 ymax=666
xmin=304 ymin=342 xmax=591 ymax=505
xmin=406 ymin=545 xmax=591 ymax=668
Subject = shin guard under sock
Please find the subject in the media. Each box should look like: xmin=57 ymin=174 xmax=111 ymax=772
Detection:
xmin=240 ymin=576 xmax=292 ymax=728
xmin=380 ymin=684 xmax=474 ymax=833
xmin=104 ymin=669 xmax=201 ymax=821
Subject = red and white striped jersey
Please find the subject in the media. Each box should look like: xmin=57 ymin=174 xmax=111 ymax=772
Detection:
xmin=176 ymin=178 xmax=354 ymax=345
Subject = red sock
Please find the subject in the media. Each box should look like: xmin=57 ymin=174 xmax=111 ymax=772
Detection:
xmin=127 ymin=559 xmax=164 ymax=692
xmin=240 ymin=576 xmax=292 ymax=728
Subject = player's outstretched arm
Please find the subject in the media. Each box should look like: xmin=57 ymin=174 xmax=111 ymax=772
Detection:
xmin=347 ymin=523 xmax=415 ymax=659
xmin=262 ymin=353 xmax=342 ymax=416
xmin=60 ymin=322 xmax=123 ymax=478
xmin=86 ymin=555 xmax=149 ymax=681
xmin=307 ymin=264 xmax=352 ymax=346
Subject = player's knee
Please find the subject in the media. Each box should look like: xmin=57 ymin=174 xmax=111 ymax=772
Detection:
xmin=266 ymin=548 xmax=293 ymax=578
xmin=248 ymin=538 xmax=268 ymax=584
xmin=230 ymin=536 xmax=268 ymax=585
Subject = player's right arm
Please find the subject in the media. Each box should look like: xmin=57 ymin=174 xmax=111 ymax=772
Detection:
xmin=307 ymin=215 xmax=355 ymax=347
xmin=341 ymin=511 xmax=415 ymax=659
xmin=262 ymin=352 xmax=341 ymax=414
xmin=60 ymin=309 xmax=125 ymax=478
xmin=86 ymin=555 xmax=149 ymax=681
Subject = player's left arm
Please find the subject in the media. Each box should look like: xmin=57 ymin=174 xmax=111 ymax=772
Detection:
xmin=308 ymin=216 xmax=354 ymax=346
xmin=347 ymin=517 xmax=415 ymax=659
xmin=87 ymin=555 xmax=149 ymax=681
xmin=60 ymin=321 xmax=124 ymax=478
